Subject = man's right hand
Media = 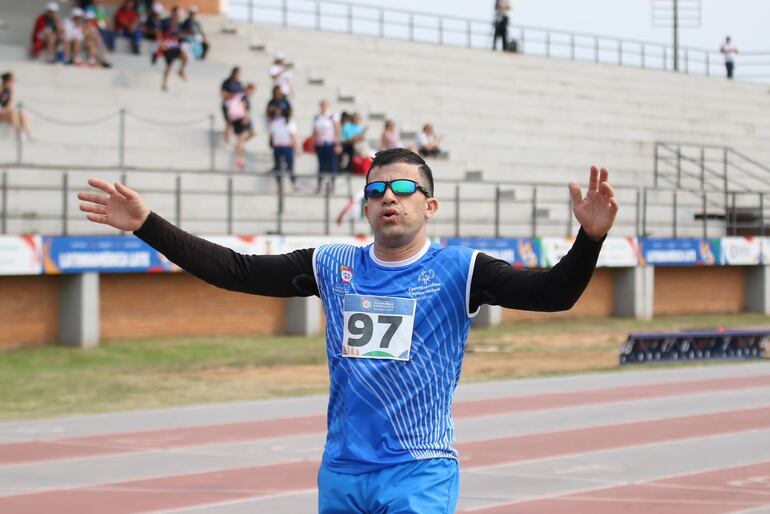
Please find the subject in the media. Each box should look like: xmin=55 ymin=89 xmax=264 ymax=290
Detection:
xmin=78 ymin=178 xmax=151 ymax=232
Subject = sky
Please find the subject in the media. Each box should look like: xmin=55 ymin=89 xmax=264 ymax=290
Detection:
xmin=340 ymin=0 xmax=767 ymax=51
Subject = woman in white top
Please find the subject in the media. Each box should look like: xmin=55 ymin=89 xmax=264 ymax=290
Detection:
xmin=269 ymin=111 xmax=298 ymax=190
xmin=379 ymin=119 xmax=403 ymax=151
xmin=720 ymin=36 xmax=738 ymax=80
xmin=313 ymin=99 xmax=341 ymax=193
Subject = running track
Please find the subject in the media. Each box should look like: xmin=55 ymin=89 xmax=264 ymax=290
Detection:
xmin=1 ymin=362 xmax=770 ymax=513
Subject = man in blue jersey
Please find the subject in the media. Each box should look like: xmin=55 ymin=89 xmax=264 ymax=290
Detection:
xmin=78 ymin=148 xmax=617 ymax=513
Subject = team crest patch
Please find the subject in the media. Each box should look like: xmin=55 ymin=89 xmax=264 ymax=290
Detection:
xmin=418 ymin=269 xmax=435 ymax=285
xmin=340 ymin=265 xmax=353 ymax=284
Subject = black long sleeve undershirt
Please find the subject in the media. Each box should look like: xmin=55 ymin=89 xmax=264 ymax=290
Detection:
xmin=134 ymin=212 xmax=603 ymax=311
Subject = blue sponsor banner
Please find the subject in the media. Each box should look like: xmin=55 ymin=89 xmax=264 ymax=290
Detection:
xmin=442 ymin=237 xmax=540 ymax=268
xmin=639 ymin=238 xmax=719 ymax=266
xmin=42 ymin=236 xmax=176 ymax=274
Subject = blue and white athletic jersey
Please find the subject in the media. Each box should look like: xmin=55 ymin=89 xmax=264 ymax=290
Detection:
xmin=313 ymin=240 xmax=479 ymax=473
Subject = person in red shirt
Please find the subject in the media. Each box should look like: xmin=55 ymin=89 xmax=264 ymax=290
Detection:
xmin=113 ymin=0 xmax=142 ymax=54
xmin=31 ymin=2 xmax=60 ymax=61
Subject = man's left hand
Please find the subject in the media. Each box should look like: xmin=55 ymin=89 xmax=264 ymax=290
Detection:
xmin=569 ymin=166 xmax=619 ymax=241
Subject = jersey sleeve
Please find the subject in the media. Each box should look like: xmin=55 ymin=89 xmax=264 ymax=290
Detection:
xmin=134 ymin=211 xmax=318 ymax=297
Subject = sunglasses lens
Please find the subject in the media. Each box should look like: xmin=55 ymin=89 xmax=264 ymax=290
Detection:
xmin=391 ymin=180 xmax=417 ymax=195
xmin=365 ymin=182 xmax=387 ymax=198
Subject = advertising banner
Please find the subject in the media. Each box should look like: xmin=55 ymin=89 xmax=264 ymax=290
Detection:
xmin=43 ymin=236 xmax=178 ymax=274
xmin=720 ymin=237 xmax=762 ymax=265
xmin=202 ymin=235 xmax=268 ymax=256
xmin=0 ymin=236 xmax=42 ymax=275
xmin=442 ymin=238 xmax=540 ymax=268
xmin=265 ymin=235 xmax=373 ymax=255
xmin=541 ymin=237 xmax=638 ymax=268
xmin=639 ymin=238 xmax=719 ymax=266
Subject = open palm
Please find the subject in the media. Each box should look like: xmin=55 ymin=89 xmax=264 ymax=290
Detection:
xmin=77 ymin=178 xmax=150 ymax=232
xmin=569 ymin=166 xmax=619 ymax=241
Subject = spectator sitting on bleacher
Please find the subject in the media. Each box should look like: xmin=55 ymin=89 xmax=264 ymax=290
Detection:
xmin=379 ymin=119 xmax=403 ymax=151
xmin=341 ymin=112 xmax=367 ymax=172
xmin=0 ymin=72 xmax=32 ymax=139
xmin=417 ymin=123 xmax=443 ymax=158
xmin=313 ymin=99 xmax=341 ymax=194
xmin=220 ymin=66 xmax=244 ymax=145
xmin=181 ymin=5 xmax=209 ymax=60
xmin=226 ymin=83 xmax=256 ymax=172
xmin=114 ymin=0 xmax=142 ymax=55
xmin=158 ymin=6 xmax=189 ymax=91
xmin=32 ymin=3 xmax=61 ymax=63
xmin=143 ymin=2 xmax=163 ymax=62
xmin=266 ymin=85 xmax=292 ymax=122
xmin=62 ymin=7 xmax=91 ymax=66
xmin=83 ymin=11 xmax=112 ymax=67
xmin=86 ymin=0 xmax=114 ymax=51
xmin=269 ymin=52 xmax=293 ymax=98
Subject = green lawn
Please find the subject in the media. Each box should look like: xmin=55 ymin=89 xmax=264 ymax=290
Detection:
xmin=1 ymin=313 xmax=768 ymax=421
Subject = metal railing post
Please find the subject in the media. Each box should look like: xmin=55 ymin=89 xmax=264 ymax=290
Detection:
xmin=702 ymin=192 xmax=708 ymax=239
xmin=760 ymin=193 xmax=766 ymax=236
xmin=454 ymin=184 xmax=460 ymax=237
xmin=684 ymin=49 xmax=689 ymax=73
xmin=594 ymin=37 xmax=599 ymax=62
xmin=282 ymin=0 xmax=288 ymax=27
xmin=347 ymin=4 xmax=352 ymax=33
xmin=520 ymin=27 xmax=525 ymax=53
xmin=654 ymin=143 xmax=659 ymax=188
xmin=227 ymin=176 xmax=233 ymax=235
xmin=494 ymin=185 xmax=500 ymax=237
xmin=438 ymin=17 xmax=443 ymax=45
xmin=531 ymin=186 xmax=537 ymax=238
xmin=409 ymin=13 xmax=414 ymax=41
xmin=706 ymin=52 xmax=710 ymax=77
xmin=175 ymin=175 xmax=182 ymax=227
xmin=208 ymin=114 xmax=215 ymax=171
xmin=324 ymin=187 xmax=331 ymax=235
xmin=723 ymin=149 xmax=729 ymax=215
xmin=700 ymin=147 xmax=705 ymax=190
xmin=570 ymin=34 xmax=575 ymax=60
xmin=379 ymin=9 xmax=384 ymax=38
xmin=1 ymin=171 xmax=6 ymax=234
xmin=676 ymin=145 xmax=682 ymax=187
xmin=730 ymin=192 xmax=737 ymax=235
xmin=642 ymin=188 xmax=648 ymax=236
xmin=545 ymin=31 xmax=551 ymax=57
xmin=466 ymin=20 xmax=471 ymax=48
xmin=15 ymin=102 xmax=23 ymax=164
xmin=315 ymin=0 xmax=321 ymax=30
xmin=641 ymin=44 xmax=646 ymax=68
xmin=276 ymin=176 xmax=284 ymax=234
xmin=663 ymin=45 xmax=667 ymax=70
xmin=672 ymin=190 xmax=678 ymax=238
xmin=62 ymin=172 xmax=69 ymax=235
xmin=618 ymin=40 xmax=622 ymax=65
xmin=118 ymin=108 xmax=125 ymax=169
xmin=248 ymin=0 xmax=253 ymax=23
xmin=635 ymin=189 xmax=641 ymax=237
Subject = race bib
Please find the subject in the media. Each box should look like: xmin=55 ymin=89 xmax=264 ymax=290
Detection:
xmin=342 ymin=294 xmax=416 ymax=361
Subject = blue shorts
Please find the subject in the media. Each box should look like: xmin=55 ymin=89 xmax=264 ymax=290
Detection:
xmin=318 ymin=458 xmax=459 ymax=514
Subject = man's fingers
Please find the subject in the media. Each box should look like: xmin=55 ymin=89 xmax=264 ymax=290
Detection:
xmin=87 ymin=178 xmax=117 ymax=197
xmin=600 ymin=181 xmax=615 ymax=199
xmin=114 ymin=181 xmax=138 ymax=200
xmin=599 ymin=167 xmax=609 ymax=186
xmin=609 ymin=197 xmax=620 ymax=214
xmin=588 ymin=166 xmax=599 ymax=192
xmin=77 ymin=192 xmax=108 ymax=206
xmin=80 ymin=203 xmax=106 ymax=215
xmin=86 ymin=213 xmax=108 ymax=224
xmin=568 ymin=182 xmax=582 ymax=206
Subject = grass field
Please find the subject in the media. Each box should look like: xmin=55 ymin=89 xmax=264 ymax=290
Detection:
xmin=1 ymin=313 xmax=768 ymax=421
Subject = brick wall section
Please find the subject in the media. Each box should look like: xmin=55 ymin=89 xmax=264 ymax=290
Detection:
xmin=502 ymin=268 xmax=615 ymax=321
xmin=100 ymin=274 xmax=285 ymax=341
xmin=654 ymin=266 xmax=746 ymax=315
xmin=0 ymin=276 xmax=59 ymax=349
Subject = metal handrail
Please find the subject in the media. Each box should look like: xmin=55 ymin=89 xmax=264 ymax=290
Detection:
xmin=228 ymin=0 xmax=770 ymax=81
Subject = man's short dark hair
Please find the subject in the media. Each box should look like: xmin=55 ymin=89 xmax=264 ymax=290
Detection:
xmin=366 ymin=148 xmax=434 ymax=196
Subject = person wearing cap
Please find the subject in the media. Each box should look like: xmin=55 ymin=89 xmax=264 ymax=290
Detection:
xmin=31 ymin=2 xmax=61 ymax=62
xmin=83 ymin=10 xmax=112 ymax=67
xmin=114 ymin=0 xmax=142 ymax=55
xmin=62 ymin=7 xmax=87 ymax=65
xmin=181 ymin=5 xmax=209 ymax=60
xmin=269 ymin=52 xmax=293 ymax=97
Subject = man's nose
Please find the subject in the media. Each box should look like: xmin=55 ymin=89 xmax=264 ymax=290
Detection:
xmin=381 ymin=186 xmax=398 ymax=203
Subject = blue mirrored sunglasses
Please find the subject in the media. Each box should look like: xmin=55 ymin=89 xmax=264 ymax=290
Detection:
xmin=364 ymin=179 xmax=432 ymax=199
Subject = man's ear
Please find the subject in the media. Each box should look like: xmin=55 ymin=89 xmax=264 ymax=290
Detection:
xmin=425 ymin=198 xmax=439 ymax=220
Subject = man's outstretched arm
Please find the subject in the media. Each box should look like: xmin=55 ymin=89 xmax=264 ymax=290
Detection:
xmin=469 ymin=166 xmax=618 ymax=312
xmin=78 ymin=179 xmax=317 ymax=297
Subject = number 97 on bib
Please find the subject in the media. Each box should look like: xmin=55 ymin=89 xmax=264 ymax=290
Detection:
xmin=342 ymin=295 xmax=417 ymax=361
